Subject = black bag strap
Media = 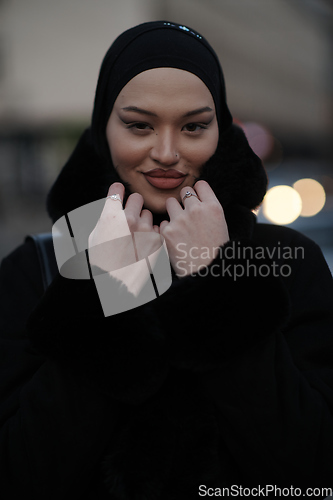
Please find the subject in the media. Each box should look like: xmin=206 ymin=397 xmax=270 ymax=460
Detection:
xmin=25 ymin=233 xmax=58 ymax=291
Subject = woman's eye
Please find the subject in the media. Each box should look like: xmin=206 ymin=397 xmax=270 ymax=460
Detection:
xmin=183 ymin=123 xmax=207 ymax=132
xmin=128 ymin=122 xmax=151 ymax=130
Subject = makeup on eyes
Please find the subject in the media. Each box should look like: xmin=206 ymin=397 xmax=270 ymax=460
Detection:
xmin=118 ymin=114 xmax=214 ymax=132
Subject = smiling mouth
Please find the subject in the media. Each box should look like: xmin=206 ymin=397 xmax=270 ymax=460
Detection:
xmin=142 ymin=168 xmax=187 ymax=190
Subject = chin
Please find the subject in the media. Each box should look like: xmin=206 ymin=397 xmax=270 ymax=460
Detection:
xmin=144 ymin=201 xmax=168 ymax=214
xmin=142 ymin=191 xmax=180 ymax=215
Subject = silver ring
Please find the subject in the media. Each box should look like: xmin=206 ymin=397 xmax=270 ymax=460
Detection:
xmin=182 ymin=190 xmax=199 ymax=203
xmin=106 ymin=194 xmax=122 ymax=203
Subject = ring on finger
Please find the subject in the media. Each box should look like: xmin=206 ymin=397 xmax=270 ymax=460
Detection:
xmin=106 ymin=194 xmax=122 ymax=203
xmin=182 ymin=190 xmax=199 ymax=203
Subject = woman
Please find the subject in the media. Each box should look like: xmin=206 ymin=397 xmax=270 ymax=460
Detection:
xmin=1 ymin=20 xmax=333 ymax=499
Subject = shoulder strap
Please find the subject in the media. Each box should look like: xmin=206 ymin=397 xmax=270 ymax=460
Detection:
xmin=25 ymin=233 xmax=58 ymax=291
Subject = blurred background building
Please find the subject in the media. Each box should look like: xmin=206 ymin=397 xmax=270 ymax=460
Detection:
xmin=0 ymin=0 xmax=332 ymax=271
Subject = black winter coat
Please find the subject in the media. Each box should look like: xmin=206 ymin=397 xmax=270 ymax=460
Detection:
xmin=1 ymin=224 xmax=333 ymax=499
xmin=1 ymin=128 xmax=333 ymax=499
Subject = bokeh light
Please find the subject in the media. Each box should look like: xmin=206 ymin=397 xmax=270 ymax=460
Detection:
xmin=263 ymin=186 xmax=302 ymax=225
xmin=293 ymin=178 xmax=326 ymax=217
xmin=239 ymin=122 xmax=274 ymax=161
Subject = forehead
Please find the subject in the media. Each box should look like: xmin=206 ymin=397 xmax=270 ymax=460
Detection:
xmin=114 ymin=68 xmax=215 ymax=108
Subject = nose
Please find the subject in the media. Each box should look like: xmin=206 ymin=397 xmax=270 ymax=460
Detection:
xmin=149 ymin=130 xmax=179 ymax=166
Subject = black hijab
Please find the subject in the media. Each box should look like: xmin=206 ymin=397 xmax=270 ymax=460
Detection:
xmin=47 ymin=21 xmax=267 ymax=238
xmin=91 ymin=20 xmax=232 ymax=161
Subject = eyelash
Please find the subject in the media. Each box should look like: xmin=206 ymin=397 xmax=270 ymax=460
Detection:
xmin=125 ymin=122 xmax=209 ymax=133
xmin=184 ymin=123 xmax=209 ymax=132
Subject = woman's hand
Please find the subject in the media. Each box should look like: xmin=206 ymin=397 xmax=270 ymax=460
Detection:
xmin=159 ymin=180 xmax=229 ymax=277
xmin=88 ymin=182 xmax=162 ymax=295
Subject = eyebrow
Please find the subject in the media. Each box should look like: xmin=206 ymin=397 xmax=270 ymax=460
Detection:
xmin=121 ymin=106 xmax=214 ymax=117
xmin=121 ymin=106 xmax=157 ymax=116
xmin=183 ymin=106 xmax=213 ymax=117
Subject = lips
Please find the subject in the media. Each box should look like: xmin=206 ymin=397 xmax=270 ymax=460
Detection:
xmin=143 ymin=168 xmax=187 ymax=190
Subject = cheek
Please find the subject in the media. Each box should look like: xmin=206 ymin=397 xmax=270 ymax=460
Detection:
xmin=188 ymin=137 xmax=218 ymax=170
xmin=189 ymin=123 xmax=219 ymax=164
xmin=108 ymin=131 xmax=146 ymax=173
xmin=207 ymin=127 xmax=219 ymax=158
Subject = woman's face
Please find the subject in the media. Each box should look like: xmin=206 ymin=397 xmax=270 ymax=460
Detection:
xmin=106 ymin=68 xmax=219 ymax=213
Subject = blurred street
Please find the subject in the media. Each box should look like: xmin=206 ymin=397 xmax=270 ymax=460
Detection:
xmin=0 ymin=0 xmax=332 ymax=272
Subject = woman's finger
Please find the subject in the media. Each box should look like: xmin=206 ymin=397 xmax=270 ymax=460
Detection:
xmin=192 ymin=180 xmax=220 ymax=203
xmin=165 ymin=196 xmax=183 ymax=220
xmin=140 ymin=209 xmax=153 ymax=228
xmin=89 ymin=182 xmax=130 ymax=251
xmin=159 ymin=220 xmax=169 ymax=234
xmin=180 ymin=186 xmax=201 ymax=206
xmin=97 ymin=182 xmax=125 ymax=223
xmin=124 ymin=192 xmax=144 ymax=227
xmin=105 ymin=182 xmax=125 ymax=208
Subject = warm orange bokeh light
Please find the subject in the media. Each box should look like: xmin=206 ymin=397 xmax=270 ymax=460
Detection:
xmin=293 ymin=178 xmax=326 ymax=217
